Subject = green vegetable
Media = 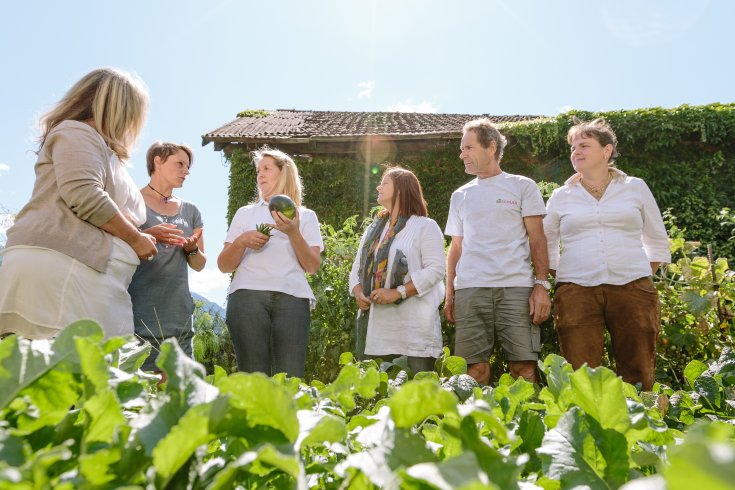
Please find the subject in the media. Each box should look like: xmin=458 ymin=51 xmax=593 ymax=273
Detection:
xmin=268 ymin=194 xmax=296 ymax=219
xmin=255 ymin=223 xmax=272 ymax=236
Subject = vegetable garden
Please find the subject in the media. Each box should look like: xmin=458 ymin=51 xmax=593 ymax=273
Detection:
xmin=1 ymin=210 xmax=734 ymax=488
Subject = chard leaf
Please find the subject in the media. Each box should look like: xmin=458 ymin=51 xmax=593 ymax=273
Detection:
xmin=218 ymin=372 xmax=299 ymax=442
xmin=518 ymin=409 xmax=545 ymax=472
xmin=15 ymin=369 xmax=79 ymax=433
xmin=537 ymin=407 xmax=629 ymax=489
xmin=295 ymin=410 xmax=346 ymax=450
xmin=693 ymin=375 xmax=720 ymax=409
xmin=156 ymin=338 xmax=210 ymax=404
xmin=684 ymin=360 xmax=709 ymax=389
xmin=206 ymin=444 xmax=300 ymax=488
xmin=389 ymin=379 xmax=458 ymax=428
xmin=440 ymin=355 xmax=468 ymax=376
xmin=0 ymin=320 xmax=102 ymax=410
xmin=570 ymin=366 xmax=630 ymax=433
xmin=153 ymin=396 xmax=230 ymax=480
xmin=451 ymin=416 xmax=523 ymax=489
xmin=78 ymin=447 xmax=120 ymax=486
xmin=492 ymin=376 xmax=535 ymax=422
xmin=403 ymin=452 xmax=498 ymax=490
xmin=117 ymin=340 xmax=152 ymax=373
xmin=83 ymin=390 xmax=125 ymax=444
xmin=76 ymin=337 xmax=109 ymax=395
xmin=319 ymin=364 xmax=380 ymax=411
xmin=664 ymin=421 xmax=735 ymax=490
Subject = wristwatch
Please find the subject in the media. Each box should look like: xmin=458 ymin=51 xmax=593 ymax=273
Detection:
xmin=186 ymin=247 xmax=199 ymax=257
xmin=396 ymin=285 xmax=407 ymax=300
xmin=534 ymin=278 xmax=552 ymax=291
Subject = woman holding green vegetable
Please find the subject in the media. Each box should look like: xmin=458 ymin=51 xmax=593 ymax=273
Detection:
xmin=217 ymin=147 xmax=323 ymax=377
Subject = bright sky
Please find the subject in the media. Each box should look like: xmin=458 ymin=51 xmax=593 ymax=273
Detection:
xmin=1 ymin=0 xmax=733 ymax=305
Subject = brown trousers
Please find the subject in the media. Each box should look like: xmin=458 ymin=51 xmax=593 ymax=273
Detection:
xmin=553 ymin=277 xmax=660 ymax=390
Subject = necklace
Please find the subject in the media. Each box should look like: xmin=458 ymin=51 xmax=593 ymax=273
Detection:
xmin=148 ymin=184 xmax=173 ymax=203
xmin=580 ymin=172 xmax=612 ymax=198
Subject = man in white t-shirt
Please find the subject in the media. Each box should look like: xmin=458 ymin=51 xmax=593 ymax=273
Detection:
xmin=444 ymin=118 xmax=551 ymax=384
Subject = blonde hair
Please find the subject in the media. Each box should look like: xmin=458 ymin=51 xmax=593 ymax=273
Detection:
xmin=39 ymin=68 xmax=149 ymax=161
xmin=251 ymin=147 xmax=304 ymax=207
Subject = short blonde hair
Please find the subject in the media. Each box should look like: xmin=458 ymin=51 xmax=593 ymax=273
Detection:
xmin=251 ymin=147 xmax=304 ymax=207
xmin=39 ymin=67 xmax=149 ymax=161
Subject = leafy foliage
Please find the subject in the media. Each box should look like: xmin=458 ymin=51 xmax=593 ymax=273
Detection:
xmin=1 ymin=325 xmax=733 ymax=488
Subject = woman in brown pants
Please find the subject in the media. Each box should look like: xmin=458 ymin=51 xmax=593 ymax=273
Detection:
xmin=543 ymin=119 xmax=670 ymax=390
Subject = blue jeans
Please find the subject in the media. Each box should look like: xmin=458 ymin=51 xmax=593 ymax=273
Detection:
xmin=226 ymin=289 xmax=311 ymax=377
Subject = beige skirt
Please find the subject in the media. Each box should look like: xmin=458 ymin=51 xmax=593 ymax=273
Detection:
xmin=0 ymin=237 xmax=140 ymax=339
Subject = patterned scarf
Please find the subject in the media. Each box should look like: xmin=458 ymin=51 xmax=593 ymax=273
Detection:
xmin=355 ymin=211 xmax=408 ymax=359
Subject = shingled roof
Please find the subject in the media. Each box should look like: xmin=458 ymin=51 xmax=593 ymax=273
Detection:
xmin=202 ymin=109 xmax=544 ymax=155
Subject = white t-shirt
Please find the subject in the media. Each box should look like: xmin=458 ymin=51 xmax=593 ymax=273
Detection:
xmin=445 ymin=172 xmax=546 ymax=289
xmin=544 ymin=170 xmax=671 ymax=286
xmin=225 ymin=200 xmax=324 ymax=301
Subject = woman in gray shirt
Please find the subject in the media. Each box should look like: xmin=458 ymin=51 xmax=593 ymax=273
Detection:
xmin=127 ymin=142 xmax=206 ymax=371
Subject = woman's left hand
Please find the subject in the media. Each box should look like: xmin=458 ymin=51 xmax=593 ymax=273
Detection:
xmin=370 ymin=288 xmax=401 ymax=305
xmin=182 ymin=230 xmax=202 ymax=252
xmin=270 ymin=208 xmax=300 ymax=237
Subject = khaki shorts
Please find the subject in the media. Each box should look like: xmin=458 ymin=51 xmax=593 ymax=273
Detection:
xmin=454 ymin=287 xmax=541 ymax=363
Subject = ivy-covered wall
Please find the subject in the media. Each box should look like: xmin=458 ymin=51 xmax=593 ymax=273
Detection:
xmin=225 ymin=103 xmax=735 ymax=258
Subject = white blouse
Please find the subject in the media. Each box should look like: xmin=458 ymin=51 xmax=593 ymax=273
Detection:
xmin=544 ymin=169 xmax=671 ymax=286
xmin=349 ymin=216 xmax=446 ymax=358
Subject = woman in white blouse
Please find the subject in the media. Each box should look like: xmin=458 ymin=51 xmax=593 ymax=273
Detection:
xmin=350 ymin=167 xmax=446 ymax=373
xmin=218 ymin=148 xmax=323 ymax=378
xmin=544 ymin=119 xmax=670 ymax=390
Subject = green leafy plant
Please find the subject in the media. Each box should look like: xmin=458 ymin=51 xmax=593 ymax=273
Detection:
xmin=2 ymin=324 xmax=733 ymax=488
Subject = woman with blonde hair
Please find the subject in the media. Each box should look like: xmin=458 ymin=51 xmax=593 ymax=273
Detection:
xmin=218 ymin=147 xmax=323 ymax=377
xmin=0 ymin=68 xmax=157 ymax=339
xmin=544 ymin=119 xmax=670 ymax=390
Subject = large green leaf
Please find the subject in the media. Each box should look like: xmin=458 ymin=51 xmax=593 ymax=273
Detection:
xmin=218 ymin=372 xmax=299 ymax=442
xmin=664 ymin=421 xmax=735 ymax=490
xmin=402 ymin=452 xmax=499 ymax=490
xmin=389 ymin=379 xmax=458 ymax=428
xmin=83 ymin=391 xmax=125 ymax=444
xmin=153 ymin=396 xmax=230 ymax=480
xmin=338 ymin=406 xmax=438 ymax=488
xmin=0 ymin=320 xmax=103 ymax=410
xmin=537 ymin=407 xmax=629 ymax=489
xmin=134 ymin=340 xmax=214 ymax=456
xmin=570 ymin=366 xmax=631 ymax=433
xmin=450 ymin=416 xmax=523 ymax=489
xmin=296 ymin=410 xmax=346 ymax=450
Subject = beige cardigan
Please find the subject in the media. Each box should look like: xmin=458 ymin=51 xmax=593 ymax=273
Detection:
xmin=6 ymin=121 xmax=144 ymax=272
